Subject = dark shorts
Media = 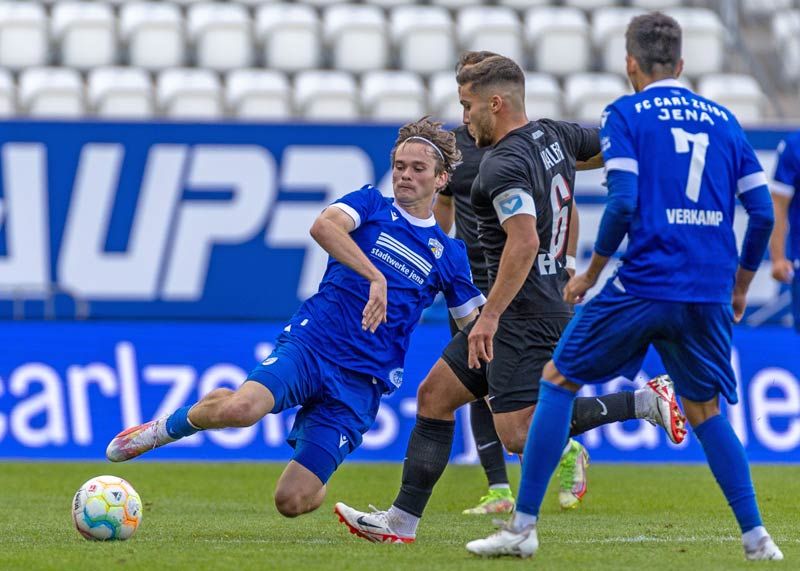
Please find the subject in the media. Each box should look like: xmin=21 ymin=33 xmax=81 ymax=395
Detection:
xmin=553 ymin=277 xmax=738 ymax=404
xmin=247 ymin=335 xmax=382 ymax=483
xmin=441 ymin=315 xmax=571 ymax=413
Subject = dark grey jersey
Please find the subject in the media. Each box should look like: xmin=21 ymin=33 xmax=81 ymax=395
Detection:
xmin=440 ymin=125 xmax=490 ymax=293
xmin=471 ymin=120 xmax=600 ymax=317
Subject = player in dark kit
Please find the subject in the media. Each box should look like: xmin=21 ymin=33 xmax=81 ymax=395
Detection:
xmin=334 ymin=53 xmax=687 ymax=544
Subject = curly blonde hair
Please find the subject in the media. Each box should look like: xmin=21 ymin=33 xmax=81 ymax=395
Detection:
xmin=391 ymin=116 xmax=462 ymax=176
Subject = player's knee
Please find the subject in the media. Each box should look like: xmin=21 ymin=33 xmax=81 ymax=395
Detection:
xmin=274 ymin=489 xmax=318 ymax=518
xmin=542 ymin=360 xmax=565 ymax=384
xmin=416 ymin=378 xmax=451 ymax=418
xmin=499 ymin=432 xmax=526 ymax=454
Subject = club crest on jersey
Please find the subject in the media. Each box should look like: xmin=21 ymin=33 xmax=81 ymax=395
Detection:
xmin=500 ymin=195 xmax=523 ymax=215
xmin=428 ymin=238 xmax=444 ymax=259
xmin=389 ymin=368 xmax=404 ymax=388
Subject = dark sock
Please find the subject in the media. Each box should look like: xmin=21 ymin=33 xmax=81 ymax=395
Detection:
xmin=570 ymin=392 xmax=636 ymax=436
xmin=393 ymin=415 xmax=455 ymax=518
xmin=470 ymin=399 xmax=508 ymax=487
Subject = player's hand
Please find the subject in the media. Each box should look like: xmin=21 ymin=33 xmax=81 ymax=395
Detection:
xmin=362 ymin=276 xmax=388 ymax=333
xmin=563 ymin=272 xmax=596 ymax=304
xmin=468 ymin=313 xmax=498 ymax=368
xmin=771 ymin=258 xmax=795 ymax=284
xmin=732 ymin=288 xmax=747 ymax=323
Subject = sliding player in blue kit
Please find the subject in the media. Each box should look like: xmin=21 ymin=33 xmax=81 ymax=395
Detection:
xmin=466 ymin=12 xmax=783 ymax=560
xmin=105 ymin=117 xmax=486 ymax=519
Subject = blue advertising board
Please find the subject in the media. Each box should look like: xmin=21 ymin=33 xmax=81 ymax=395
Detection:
xmin=0 ymin=121 xmax=794 ymax=322
xmin=0 ymin=321 xmax=797 ymax=462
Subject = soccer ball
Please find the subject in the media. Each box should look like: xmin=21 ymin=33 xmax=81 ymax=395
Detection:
xmin=72 ymin=475 xmax=143 ymax=540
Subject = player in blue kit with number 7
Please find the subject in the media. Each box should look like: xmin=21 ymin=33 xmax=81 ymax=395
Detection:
xmin=466 ymin=12 xmax=783 ymax=560
xmin=105 ymin=117 xmax=487 ymax=518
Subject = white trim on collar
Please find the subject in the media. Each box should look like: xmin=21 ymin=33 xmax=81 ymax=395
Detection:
xmin=643 ymin=78 xmax=690 ymax=91
xmin=396 ymin=205 xmax=436 ymax=227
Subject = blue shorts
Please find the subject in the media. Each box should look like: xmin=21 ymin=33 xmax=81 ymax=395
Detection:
xmin=247 ymin=334 xmax=382 ymax=483
xmin=553 ymin=278 xmax=738 ymax=404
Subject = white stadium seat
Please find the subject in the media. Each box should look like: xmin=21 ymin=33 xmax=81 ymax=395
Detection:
xmin=157 ymin=68 xmax=222 ymax=119
xmin=52 ymin=2 xmax=116 ymax=70
xmin=564 ymin=73 xmax=628 ymax=123
xmin=120 ymin=3 xmax=185 ymax=71
xmin=629 ymin=0 xmax=683 ymax=8
xmin=592 ymin=7 xmax=646 ymax=76
xmin=525 ymin=72 xmax=562 ymax=120
xmin=232 ymin=0 xmax=283 ymax=7
xmin=665 ymin=8 xmax=725 ymax=78
xmin=457 ymin=7 xmax=523 ymax=65
xmin=362 ymin=70 xmax=426 ymax=121
xmin=0 ymin=2 xmax=48 ymax=70
xmin=430 ymin=0 xmax=483 ymax=11
xmin=698 ymin=74 xmax=765 ymax=124
xmin=565 ymin=0 xmax=620 ymax=9
xmin=19 ymin=67 xmax=85 ymax=118
xmin=188 ymin=3 xmax=253 ymax=71
xmin=364 ymin=0 xmax=417 ymax=8
xmin=525 ymin=7 xmax=589 ymax=76
xmin=324 ymin=5 xmax=388 ymax=73
xmin=741 ymin=0 xmax=793 ymax=18
xmin=772 ymin=10 xmax=800 ymax=82
xmin=498 ymin=0 xmax=549 ymax=11
xmin=88 ymin=67 xmax=153 ymax=118
xmin=300 ymin=0 xmax=349 ymax=8
xmin=294 ymin=70 xmax=359 ymax=120
xmin=428 ymin=71 xmax=462 ymax=124
xmin=0 ymin=69 xmax=15 ymax=116
xmin=390 ymin=6 xmax=454 ymax=75
xmin=226 ymin=69 xmax=291 ymax=119
xmin=255 ymin=4 xmax=320 ymax=72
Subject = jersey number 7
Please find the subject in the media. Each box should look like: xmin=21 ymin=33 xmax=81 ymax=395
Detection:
xmin=671 ymin=127 xmax=709 ymax=203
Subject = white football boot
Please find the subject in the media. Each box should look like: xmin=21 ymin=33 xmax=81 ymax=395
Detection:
xmin=465 ymin=521 xmax=539 ymax=558
xmin=638 ymin=375 xmax=688 ymax=444
xmin=106 ymin=417 xmax=175 ymax=462
xmin=334 ymin=503 xmax=415 ymax=544
xmin=745 ymin=536 xmax=784 ymax=561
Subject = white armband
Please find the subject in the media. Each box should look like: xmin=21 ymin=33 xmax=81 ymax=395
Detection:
xmin=565 ymin=255 xmax=576 ymax=270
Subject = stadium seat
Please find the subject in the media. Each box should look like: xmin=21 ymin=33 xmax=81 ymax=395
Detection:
xmin=428 ymin=71 xmax=462 ymax=124
xmin=697 ymin=74 xmax=765 ymax=124
xmin=364 ymin=0 xmax=417 ymax=8
xmin=323 ymin=4 xmax=388 ymax=73
xmin=498 ymin=0 xmax=550 ymax=10
xmin=188 ymin=3 xmax=253 ymax=71
xmin=525 ymin=7 xmax=589 ymax=76
xmin=226 ymin=69 xmax=291 ymax=119
xmin=592 ymin=7 xmax=646 ymax=76
xmin=390 ymin=6 xmax=454 ymax=75
xmin=772 ymin=10 xmax=800 ymax=82
xmin=300 ymin=0 xmax=350 ymax=8
xmin=629 ymin=0 xmax=683 ymax=8
xmin=564 ymin=0 xmax=620 ymax=9
xmin=88 ymin=67 xmax=154 ymax=118
xmin=430 ymin=0 xmax=483 ymax=10
xmin=232 ymin=0 xmax=284 ymax=7
xmin=362 ymin=70 xmax=426 ymax=121
xmin=19 ymin=67 xmax=85 ymax=118
xmin=52 ymin=2 xmax=116 ymax=70
xmin=457 ymin=7 xmax=523 ymax=65
xmin=0 ymin=2 xmax=49 ymax=70
xmin=0 ymin=69 xmax=15 ymax=116
xmin=664 ymin=8 xmax=725 ymax=78
xmin=120 ymin=3 xmax=185 ymax=71
xmin=255 ymin=4 xmax=321 ymax=72
xmin=157 ymin=68 xmax=222 ymax=118
xmin=564 ymin=73 xmax=628 ymax=122
xmin=294 ymin=70 xmax=359 ymax=120
xmin=741 ymin=0 xmax=793 ymax=18
xmin=525 ymin=72 xmax=562 ymax=120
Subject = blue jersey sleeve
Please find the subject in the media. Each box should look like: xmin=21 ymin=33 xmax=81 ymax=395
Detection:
xmin=330 ymin=185 xmax=385 ymax=229
xmin=772 ymin=138 xmax=799 ymax=197
xmin=735 ymin=133 xmax=769 ymax=198
xmin=442 ymin=239 xmax=486 ymax=319
xmin=600 ymin=104 xmax=639 ymax=175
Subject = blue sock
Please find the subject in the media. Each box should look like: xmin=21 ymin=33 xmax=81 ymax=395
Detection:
xmin=165 ymin=406 xmax=201 ymax=439
xmin=516 ymin=381 xmax=577 ymax=518
xmin=694 ymin=414 xmax=762 ymax=533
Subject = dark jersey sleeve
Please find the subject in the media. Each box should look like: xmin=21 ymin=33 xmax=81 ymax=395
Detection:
xmin=552 ymin=121 xmax=601 ymax=162
xmin=478 ymin=149 xmax=539 ymax=224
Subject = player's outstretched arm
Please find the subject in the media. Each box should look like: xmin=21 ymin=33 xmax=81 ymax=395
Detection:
xmin=310 ymin=207 xmax=388 ymax=332
xmin=467 ymin=214 xmax=538 ymax=368
xmin=768 ymin=191 xmax=794 ymax=283
xmin=576 ymin=152 xmax=604 ymax=171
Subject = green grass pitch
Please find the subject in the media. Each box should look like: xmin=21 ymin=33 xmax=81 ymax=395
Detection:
xmin=1 ymin=462 xmax=795 ymax=570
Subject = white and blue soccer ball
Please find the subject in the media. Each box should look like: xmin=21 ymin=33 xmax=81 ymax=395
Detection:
xmin=72 ymin=475 xmax=143 ymax=540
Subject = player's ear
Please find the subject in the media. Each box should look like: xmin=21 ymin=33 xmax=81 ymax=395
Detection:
xmin=674 ymin=58 xmax=684 ymax=79
xmin=435 ymin=171 xmax=449 ymax=192
xmin=490 ymin=94 xmax=503 ymax=114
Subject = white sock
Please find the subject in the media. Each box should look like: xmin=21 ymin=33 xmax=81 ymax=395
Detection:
xmin=489 ymin=483 xmax=511 ymax=491
xmin=387 ymin=505 xmax=419 ymax=536
xmin=742 ymin=526 xmax=768 ymax=550
xmin=511 ymin=510 xmax=537 ymax=532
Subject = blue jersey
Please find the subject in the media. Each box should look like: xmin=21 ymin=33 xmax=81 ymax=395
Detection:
xmin=771 ymin=132 xmax=800 ymax=261
xmin=601 ymin=79 xmax=768 ymax=303
xmin=285 ymin=185 xmax=485 ymax=393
